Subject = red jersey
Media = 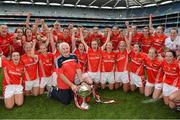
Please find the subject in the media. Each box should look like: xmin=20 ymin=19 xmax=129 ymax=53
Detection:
xmin=39 ymin=31 xmax=47 ymax=37
xmin=21 ymin=54 xmax=39 ymax=81
xmin=12 ymin=39 xmax=24 ymax=55
xmin=153 ymin=33 xmax=167 ymax=53
xmin=87 ymin=48 xmax=101 ymax=72
xmin=89 ymin=33 xmax=103 ymax=46
xmin=144 ymin=57 xmax=163 ymax=84
xmin=0 ymin=34 xmax=13 ymax=57
xmin=57 ymin=31 xmax=63 ymax=38
xmin=116 ymin=50 xmax=129 ymax=72
xmin=38 ymin=53 xmax=54 ymax=77
xmin=2 ymin=59 xmax=24 ymax=95
xmin=84 ymin=35 xmax=92 ymax=47
xmin=162 ymin=59 xmax=179 ymax=87
xmin=111 ymin=33 xmax=124 ymax=50
xmin=73 ymin=49 xmax=87 ymax=72
xmin=53 ymin=30 xmax=63 ymax=36
xmin=101 ymin=51 xmax=116 ymax=72
xmin=141 ymin=35 xmax=154 ymax=53
xmin=57 ymin=33 xmax=64 ymax=42
xmin=132 ymin=32 xmax=143 ymax=45
xmin=130 ymin=51 xmax=146 ymax=76
xmin=101 ymin=35 xmax=108 ymax=46
xmin=75 ymin=32 xmax=80 ymax=39
xmin=64 ymin=35 xmax=72 ymax=46
xmin=56 ymin=54 xmax=80 ymax=89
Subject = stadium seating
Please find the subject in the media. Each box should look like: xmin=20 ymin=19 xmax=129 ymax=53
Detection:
xmin=0 ymin=1 xmax=179 ymax=32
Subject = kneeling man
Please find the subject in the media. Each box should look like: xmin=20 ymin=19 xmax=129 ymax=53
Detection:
xmin=48 ymin=42 xmax=83 ymax=105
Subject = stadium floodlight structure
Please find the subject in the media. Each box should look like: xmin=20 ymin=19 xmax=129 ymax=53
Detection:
xmin=0 ymin=0 xmax=177 ymax=9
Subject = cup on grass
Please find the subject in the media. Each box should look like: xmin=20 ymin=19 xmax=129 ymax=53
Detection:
xmin=77 ymin=84 xmax=92 ymax=110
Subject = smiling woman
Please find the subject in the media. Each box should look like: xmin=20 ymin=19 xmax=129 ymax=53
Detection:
xmin=0 ymin=51 xmax=24 ymax=109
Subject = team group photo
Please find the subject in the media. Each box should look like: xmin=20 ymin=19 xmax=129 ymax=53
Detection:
xmin=0 ymin=0 xmax=180 ymax=119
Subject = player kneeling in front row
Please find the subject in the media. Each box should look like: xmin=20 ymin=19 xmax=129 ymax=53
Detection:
xmin=144 ymin=48 xmax=163 ymax=99
xmin=162 ymin=51 xmax=179 ymax=108
xmin=162 ymin=51 xmax=180 ymax=108
xmin=129 ymin=43 xmax=146 ymax=94
xmin=0 ymin=51 xmax=24 ymax=109
xmin=21 ymin=41 xmax=39 ymax=96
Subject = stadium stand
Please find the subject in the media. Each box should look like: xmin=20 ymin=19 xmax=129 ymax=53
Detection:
xmin=0 ymin=1 xmax=179 ymax=32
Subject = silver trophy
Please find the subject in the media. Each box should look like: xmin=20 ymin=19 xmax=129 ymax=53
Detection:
xmin=77 ymin=84 xmax=92 ymax=109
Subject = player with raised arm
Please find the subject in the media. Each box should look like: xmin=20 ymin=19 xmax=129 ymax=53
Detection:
xmin=149 ymin=14 xmax=167 ymax=54
xmin=125 ymin=21 xmax=143 ymax=46
xmin=21 ymin=40 xmax=39 ymax=96
xmin=80 ymin=31 xmax=102 ymax=87
xmin=141 ymin=27 xmax=154 ymax=53
xmin=72 ymin=28 xmax=87 ymax=73
xmin=25 ymin=12 xmax=39 ymax=36
xmin=38 ymin=29 xmax=54 ymax=94
xmin=115 ymin=32 xmax=132 ymax=92
xmin=100 ymin=30 xmax=116 ymax=90
xmin=12 ymin=28 xmax=25 ymax=55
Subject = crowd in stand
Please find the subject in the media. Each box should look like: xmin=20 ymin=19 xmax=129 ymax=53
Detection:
xmin=0 ymin=13 xmax=180 ymax=111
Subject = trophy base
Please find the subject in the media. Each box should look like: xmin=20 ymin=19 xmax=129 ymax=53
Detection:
xmin=81 ymin=102 xmax=89 ymax=110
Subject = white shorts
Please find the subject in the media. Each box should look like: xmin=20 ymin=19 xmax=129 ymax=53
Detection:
xmin=25 ymin=79 xmax=39 ymax=91
xmin=52 ymin=72 xmax=57 ymax=86
xmin=87 ymin=72 xmax=100 ymax=83
xmin=163 ymin=83 xmax=178 ymax=96
xmin=115 ymin=71 xmax=129 ymax=83
xmin=146 ymin=81 xmax=163 ymax=90
xmin=40 ymin=75 xmax=53 ymax=88
xmin=4 ymin=85 xmax=23 ymax=99
xmin=130 ymin=72 xmax=143 ymax=87
xmin=101 ymin=72 xmax=115 ymax=84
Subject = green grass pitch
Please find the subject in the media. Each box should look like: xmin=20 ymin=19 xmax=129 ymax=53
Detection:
xmin=0 ymin=72 xmax=180 ymax=119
